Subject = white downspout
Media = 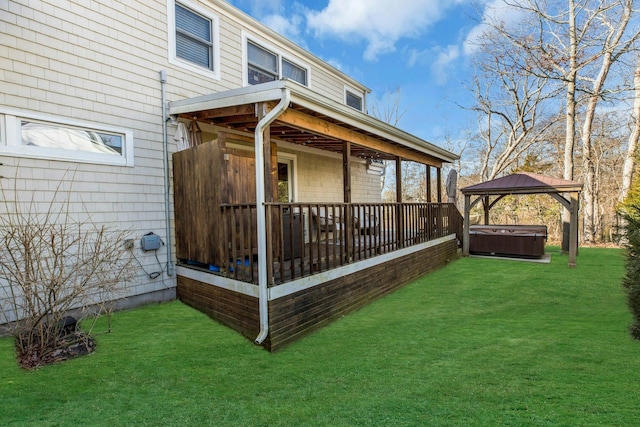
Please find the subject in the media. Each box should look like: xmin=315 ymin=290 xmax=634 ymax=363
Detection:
xmin=254 ymin=88 xmax=291 ymax=345
xmin=160 ymin=70 xmax=175 ymax=277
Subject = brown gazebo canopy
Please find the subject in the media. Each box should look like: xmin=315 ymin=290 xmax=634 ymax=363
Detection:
xmin=460 ymin=172 xmax=583 ymax=267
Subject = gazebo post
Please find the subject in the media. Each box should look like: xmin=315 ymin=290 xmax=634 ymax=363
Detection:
xmin=463 ymin=194 xmax=471 ymax=257
xmin=483 ymin=196 xmax=490 ymax=225
xmin=569 ymin=192 xmax=579 ymax=268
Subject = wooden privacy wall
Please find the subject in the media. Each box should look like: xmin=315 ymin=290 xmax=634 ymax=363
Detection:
xmin=173 ymin=140 xmax=223 ymax=266
xmin=172 ymin=135 xmax=277 ymax=267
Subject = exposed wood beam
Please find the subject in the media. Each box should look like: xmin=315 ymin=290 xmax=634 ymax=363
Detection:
xmin=275 ymin=109 xmax=443 ymax=167
xmin=196 ymin=104 xmax=256 ymax=120
xmin=212 ymin=114 xmax=257 ymax=125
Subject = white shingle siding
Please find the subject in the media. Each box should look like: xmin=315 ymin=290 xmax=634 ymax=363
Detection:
xmin=0 ymin=0 xmax=373 ymax=317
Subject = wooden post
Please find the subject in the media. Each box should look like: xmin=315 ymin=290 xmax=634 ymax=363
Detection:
xmin=426 ymin=165 xmax=432 ymax=203
xmin=343 ymin=140 xmax=352 ymax=259
xmin=463 ymin=194 xmax=471 ymax=257
xmin=343 ymin=141 xmax=351 ymax=203
xmin=396 ymin=156 xmax=404 ymax=247
xmin=483 ymin=196 xmax=490 ymax=225
xmin=263 ymin=131 xmax=273 ymax=203
xmin=436 ymin=167 xmax=442 ymax=202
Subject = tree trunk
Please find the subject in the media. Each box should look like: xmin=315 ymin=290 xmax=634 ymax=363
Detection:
xmin=582 ymin=50 xmax=614 ymax=243
xmin=621 ymin=56 xmax=640 ymax=202
xmin=562 ymin=0 xmax=578 ymax=250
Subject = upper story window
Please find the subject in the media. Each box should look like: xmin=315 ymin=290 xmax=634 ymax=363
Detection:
xmin=175 ymin=4 xmax=214 ymax=70
xmin=248 ymin=41 xmax=278 ymax=84
xmin=169 ymin=1 xmax=220 ymax=80
xmin=345 ymin=90 xmax=364 ymax=111
xmin=282 ymin=58 xmax=307 ymax=85
xmin=246 ymin=38 xmax=308 ymax=86
xmin=0 ymin=110 xmax=134 ymax=167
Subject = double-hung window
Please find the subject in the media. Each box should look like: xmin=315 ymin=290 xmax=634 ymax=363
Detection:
xmin=247 ymin=41 xmax=278 ymax=84
xmin=246 ymin=39 xmax=308 ymax=86
xmin=170 ymin=1 xmax=220 ymax=79
xmin=175 ymin=3 xmax=213 ymax=69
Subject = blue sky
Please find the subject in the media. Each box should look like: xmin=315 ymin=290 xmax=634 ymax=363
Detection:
xmin=227 ymin=0 xmax=501 ymax=154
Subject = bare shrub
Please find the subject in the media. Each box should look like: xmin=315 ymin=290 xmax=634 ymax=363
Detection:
xmin=0 ymin=173 xmax=135 ymax=368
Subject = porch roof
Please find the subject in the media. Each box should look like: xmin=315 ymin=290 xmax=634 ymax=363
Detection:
xmin=168 ymin=80 xmax=458 ymax=167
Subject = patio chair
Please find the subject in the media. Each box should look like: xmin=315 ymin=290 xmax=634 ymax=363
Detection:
xmin=353 ymin=206 xmax=379 ymax=235
xmin=311 ymin=206 xmax=344 ymax=241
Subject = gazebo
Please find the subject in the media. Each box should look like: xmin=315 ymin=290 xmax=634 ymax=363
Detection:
xmin=460 ymin=172 xmax=583 ymax=267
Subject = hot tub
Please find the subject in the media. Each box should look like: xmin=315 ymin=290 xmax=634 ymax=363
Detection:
xmin=469 ymin=225 xmax=547 ymax=258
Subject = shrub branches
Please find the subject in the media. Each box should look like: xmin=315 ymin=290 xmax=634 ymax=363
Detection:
xmin=0 ymin=173 xmax=135 ymax=367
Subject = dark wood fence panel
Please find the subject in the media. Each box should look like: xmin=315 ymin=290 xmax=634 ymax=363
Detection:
xmin=172 ymin=141 xmax=223 ymax=266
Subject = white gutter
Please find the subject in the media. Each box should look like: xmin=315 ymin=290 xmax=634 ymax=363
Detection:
xmin=254 ymin=87 xmax=291 ymax=345
xmin=160 ymin=70 xmax=175 ymax=277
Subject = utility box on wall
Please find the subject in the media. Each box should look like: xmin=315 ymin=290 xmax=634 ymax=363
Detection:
xmin=141 ymin=233 xmax=162 ymax=251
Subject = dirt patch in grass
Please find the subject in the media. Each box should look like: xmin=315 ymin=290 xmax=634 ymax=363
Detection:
xmin=17 ymin=331 xmax=96 ymax=370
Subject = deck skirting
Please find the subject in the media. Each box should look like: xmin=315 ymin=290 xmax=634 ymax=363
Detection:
xmin=177 ymin=237 xmax=459 ymax=351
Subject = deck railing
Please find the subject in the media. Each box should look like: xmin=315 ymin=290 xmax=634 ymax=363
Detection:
xmin=219 ymin=202 xmax=463 ymax=285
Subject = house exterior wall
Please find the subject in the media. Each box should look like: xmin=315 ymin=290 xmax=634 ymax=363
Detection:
xmin=293 ymin=149 xmax=383 ymax=204
xmin=0 ymin=0 xmax=372 ymax=323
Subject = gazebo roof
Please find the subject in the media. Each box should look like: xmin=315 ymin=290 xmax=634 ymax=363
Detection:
xmin=461 ymin=172 xmax=583 ymax=196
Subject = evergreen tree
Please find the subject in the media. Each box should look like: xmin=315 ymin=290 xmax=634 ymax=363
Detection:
xmin=620 ymin=173 xmax=640 ymax=339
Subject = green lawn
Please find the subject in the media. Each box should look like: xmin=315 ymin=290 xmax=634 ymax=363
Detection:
xmin=1 ymin=247 xmax=638 ymax=426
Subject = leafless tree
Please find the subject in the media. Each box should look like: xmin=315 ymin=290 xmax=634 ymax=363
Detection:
xmin=466 ymin=29 xmax=558 ymax=181
xmin=370 ymin=88 xmax=411 ymax=197
xmin=479 ymin=0 xmax=640 ymax=242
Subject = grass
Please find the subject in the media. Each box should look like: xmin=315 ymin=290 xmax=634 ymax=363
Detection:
xmin=1 ymin=247 xmax=638 ymax=426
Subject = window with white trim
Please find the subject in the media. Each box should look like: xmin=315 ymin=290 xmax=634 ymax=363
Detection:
xmin=175 ymin=3 xmax=214 ymax=70
xmin=169 ymin=1 xmax=220 ymax=79
xmin=246 ymin=40 xmax=308 ymax=86
xmin=0 ymin=111 xmax=134 ymax=166
xmin=345 ymin=90 xmax=364 ymax=111
xmin=282 ymin=58 xmax=307 ymax=85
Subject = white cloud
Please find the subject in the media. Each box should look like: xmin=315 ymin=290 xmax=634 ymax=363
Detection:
xmin=326 ymin=58 xmax=345 ymax=72
xmin=229 ymin=0 xmax=285 ymax=17
xmin=306 ymin=0 xmax=465 ymax=61
xmin=262 ymin=13 xmax=304 ymax=42
xmin=406 ymin=45 xmax=460 ymax=84
xmin=432 ymin=45 xmax=460 ymax=84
